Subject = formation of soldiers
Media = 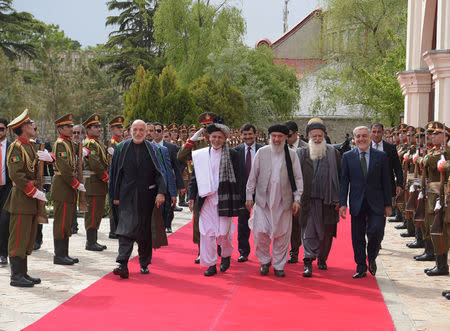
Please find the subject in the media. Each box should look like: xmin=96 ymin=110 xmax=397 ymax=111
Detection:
xmin=386 ymin=121 xmax=450 ymax=300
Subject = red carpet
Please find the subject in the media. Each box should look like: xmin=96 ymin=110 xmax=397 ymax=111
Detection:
xmin=26 ymin=213 xmax=394 ymax=331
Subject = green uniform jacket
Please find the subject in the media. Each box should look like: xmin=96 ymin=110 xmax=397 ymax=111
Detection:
xmin=50 ymin=137 xmax=78 ymax=203
xmin=4 ymin=138 xmax=38 ymax=215
xmin=177 ymin=137 xmax=209 ymax=163
xmin=83 ymin=137 xmax=108 ymax=196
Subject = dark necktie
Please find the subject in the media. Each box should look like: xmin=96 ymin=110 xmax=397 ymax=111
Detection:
xmin=246 ymin=146 xmax=252 ymax=179
xmin=361 ymin=151 xmax=367 ymax=177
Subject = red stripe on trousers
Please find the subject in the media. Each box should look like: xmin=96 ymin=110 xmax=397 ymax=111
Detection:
xmin=92 ymin=196 xmax=96 ymax=228
xmin=62 ymin=202 xmax=66 ymax=239
xmin=12 ymin=214 xmax=22 ymax=257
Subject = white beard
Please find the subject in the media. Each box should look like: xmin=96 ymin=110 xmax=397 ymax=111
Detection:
xmin=309 ymin=139 xmax=327 ymax=160
xmin=270 ymin=141 xmax=285 ymax=154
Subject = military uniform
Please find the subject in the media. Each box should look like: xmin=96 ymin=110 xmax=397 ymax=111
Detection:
xmin=107 ymin=115 xmax=124 ymax=239
xmin=4 ymin=109 xmax=43 ymax=287
xmin=177 ymin=124 xmax=189 ymax=207
xmin=177 ymin=114 xmax=213 ymax=262
xmin=50 ymin=114 xmax=81 ymax=265
xmin=83 ymin=114 xmax=109 ymax=251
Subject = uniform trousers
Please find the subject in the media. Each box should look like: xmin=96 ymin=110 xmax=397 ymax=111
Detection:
xmin=53 ymin=201 xmax=76 ymax=239
xmin=84 ymin=195 xmax=106 ymax=230
xmin=8 ymin=213 xmax=38 ymax=259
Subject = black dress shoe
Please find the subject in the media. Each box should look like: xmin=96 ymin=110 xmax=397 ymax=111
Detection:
xmin=33 ymin=241 xmax=42 ymax=251
xmin=54 ymin=256 xmax=75 ymax=265
xmin=317 ymin=260 xmax=327 ymax=270
xmin=173 ymin=206 xmax=183 ymax=212
xmin=140 ymin=266 xmax=149 ymax=274
xmin=165 ymin=227 xmax=172 ymax=233
xmin=442 ymin=290 xmax=450 ymax=297
xmin=109 ymin=232 xmax=118 ymax=239
xmin=68 ymin=256 xmax=79 ymax=264
xmin=260 ymin=262 xmax=271 ymax=276
xmin=194 ymin=255 xmax=200 ymax=264
xmin=237 ymin=255 xmax=248 ymax=263
xmin=352 ymin=271 xmax=367 ymax=279
xmin=274 ymin=269 xmax=285 ymax=277
xmin=220 ymin=256 xmax=231 ymax=272
xmin=24 ymin=274 xmax=41 ymax=284
xmin=0 ymin=256 xmax=7 ymax=265
xmin=395 ymin=223 xmax=407 ymax=229
xmin=414 ymin=252 xmax=435 ymax=261
xmin=287 ymin=256 xmax=298 ymax=264
xmin=179 ymin=201 xmax=189 ymax=207
xmin=446 ymin=293 xmax=450 ymax=300
xmin=400 ymin=231 xmax=414 ymax=237
xmin=406 ymin=240 xmax=424 ymax=249
xmin=113 ymin=265 xmax=129 ymax=279
xmin=204 ymin=265 xmax=217 ymax=276
xmin=369 ymin=260 xmax=377 ymax=276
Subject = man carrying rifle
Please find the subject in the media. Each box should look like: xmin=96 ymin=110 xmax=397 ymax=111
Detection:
xmin=51 ymin=114 xmax=85 ymax=265
xmin=424 ymin=122 xmax=449 ymax=276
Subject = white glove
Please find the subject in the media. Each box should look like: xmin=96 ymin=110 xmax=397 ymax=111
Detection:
xmin=82 ymin=147 xmax=89 ymax=158
xmin=77 ymin=183 xmax=86 ymax=192
xmin=434 ymin=198 xmax=442 ymax=211
xmin=437 ymin=155 xmax=446 ymax=170
xmin=32 ymin=189 xmax=47 ymax=202
xmin=37 ymin=150 xmax=53 ymax=162
xmin=409 ymin=185 xmax=415 ymax=193
xmin=190 ymin=128 xmax=204 ymax=142
xmin=107 ymin=147 xmax=114 ymax=155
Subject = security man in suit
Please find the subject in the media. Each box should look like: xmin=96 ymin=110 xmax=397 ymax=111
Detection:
xmin=178 ymin=113 xmax=213 ymax=263
xmin=83 ymin=114 xmax=109 ymax=251
xmin=51 ymin=114 xmax=85 ymax=265
xmin=4 ymin=109 xmax=49 ymax=287
xmin=107 ymin=115 xmax=124 ymax=239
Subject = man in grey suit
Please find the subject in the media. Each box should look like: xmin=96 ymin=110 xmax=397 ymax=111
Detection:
xmin=232 ymin=124 xmax=263 ymax=262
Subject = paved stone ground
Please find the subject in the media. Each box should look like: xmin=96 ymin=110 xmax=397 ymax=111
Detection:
xmin=0 ymin=211 xmax=448 ymax=331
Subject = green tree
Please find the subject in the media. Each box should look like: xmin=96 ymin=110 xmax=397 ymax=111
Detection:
xmin=100 ymin=0 xmax=162 ymax=87
xmin=154 ymin=0 xmax=245 ymax=83
xmin=308 ymin=0 xmax=407 ymax=125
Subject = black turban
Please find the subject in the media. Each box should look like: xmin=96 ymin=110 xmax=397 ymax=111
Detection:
xmin=306 ymin=122 xmax=326 ymax=135
xmin=268 ymin=124 xmax=289 ymax=135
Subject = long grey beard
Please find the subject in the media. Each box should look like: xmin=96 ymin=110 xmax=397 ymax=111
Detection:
xmin=270 ymin=141 xmax=285 ymax=154
xmin=309 ymin=139 xmax=327 ymax=160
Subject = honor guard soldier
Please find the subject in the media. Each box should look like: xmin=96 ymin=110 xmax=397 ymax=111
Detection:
xmin=169 ymin=123 xmax=179 ymax=143
xmin=107 ymin=115 xmax=124 ymax=239
xmin=83 ymin=114 xmax=109 ymax=251
xmin=178 ymin=113 xmax=214 ymax=263
xmin=424 ymin=122 xmax=449 ymax=276
xmin=51 ymin=114 xmax=84 ymax=265
xmin=177 ymin=124 xmax=188 ymax=147
xmin=4 ymin=109 xmax=48 ymax=287
xmin=177 ymin=124 xmax=189 ymax=207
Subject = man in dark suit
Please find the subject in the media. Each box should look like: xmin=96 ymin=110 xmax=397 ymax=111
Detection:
xmin=232 ymin=123 xmax=263 ymax=262
xmin=0 ymin=118 xmax=12 ymax=265
xmin=340 ymin=126 xmax=392 ymax=278
xmin=153 ymin=122 xmax=185 ymax=232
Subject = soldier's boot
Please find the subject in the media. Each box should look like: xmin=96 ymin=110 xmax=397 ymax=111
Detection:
xmin=426 ymin=254 xmax=449 ymax=276
xmin=442 ymin=290 xmax=450 ymax=296
xmin=302 ymin=258 xmax=313 ymax=278
xmin=400 ymin=219 xmax=415 ymax=237
xmin=24 ymin=256 xmax=41 ymax=284
xmin=53 ymin=239 xmax=75 ymax=265
xmin=395 ymin=219 xmax=407 ymax=229
xmin=95 ymin=230 xmax=107 ymax=250
xmin=389 ymin=208 xmax=403 ymax=222
xmin=109 ymin=218 xmax=118 ymax=239
xmin=407 ymin=226 xmax=424 ymax=248
xmin=65 ymin=239 xmax=79 ymax=264
xmin=414 ymin=239 xmax=435 ymax=261
xmin=9 ymin=257 xmax=34 ymax=287
xmin=85 ymin=229 xmax=104 ymax=251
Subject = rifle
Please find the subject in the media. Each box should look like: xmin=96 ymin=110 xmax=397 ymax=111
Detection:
xmin=406 ymin=139 xmax=421 ymax=211
xmin=431 ymin=124 xmax=446 ymax=235
xmin=36 ymin=143 xmax=48 ymax=224
xmin=396 ymin=143 xmax=408 ymax=208
xmin=414 ymin=134 xmax=427 ymax=222
xmin=77 ymin=143 xmax=88 ymax=212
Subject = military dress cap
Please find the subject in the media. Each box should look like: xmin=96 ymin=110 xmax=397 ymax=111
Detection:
xmin=163 ymin=125 xmax=169 ymax=132
xmin=55 ymin=113 xmax=74 ymax=127
xmin=385 ymin=129 xmax=391 ymax=135
xmin=198 ymin=112 xmax=217 ymax=125
xmin=109 ymin=115 xmax=124 ymax=128
xmin=83 ymin=114 xmax=101 ymax=128
xmin=397 ymin=123 xmax=408 ymax=132
xmin=415 ymin=127 xmax=425 ymax=137
xmin=406 ymin=125 xmax=416 ymax=136
xmin=429 ymin=121 xmax=450 ymax=135
xmin=168 ymin=123 xmax=179 ymax=131
xmin=8 ymin=109 xmax=31 ymax=130
xmin=392 ymin=127 xmax=398 ymax=134
xmin=188 ymin=124 xmax=197 ymax=131
xmin=180 ymin=124 xmax=188 ymax=132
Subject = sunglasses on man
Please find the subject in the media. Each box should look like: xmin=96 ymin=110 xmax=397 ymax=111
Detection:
xmin=73 ymin=131 xmax=81 ymax=135
xmin=0 ymin=127 xmax=6 ymax=132
xmin=155 ymin=129 xmax=162 ymax=133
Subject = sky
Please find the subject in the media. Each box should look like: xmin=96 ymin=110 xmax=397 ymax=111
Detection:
xmin=12 ymin=0 xmax=322 ymax=48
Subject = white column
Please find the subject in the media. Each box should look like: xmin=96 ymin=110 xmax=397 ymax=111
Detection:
xmin=397 ymin=70 xmax=432 ymax=126
xmin=423 ymin=50 xmax=450 ymax=124
xmin=436 ymin=0 xmax=450 ymax=49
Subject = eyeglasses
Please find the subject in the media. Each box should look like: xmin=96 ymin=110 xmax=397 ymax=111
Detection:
xmin=73 ymin=131 xmax=81 ymax=135
xmin=0 ymin=127 xmax=5 ymax=132
xmin=155 ymin=129 xmax=162 ymax=133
